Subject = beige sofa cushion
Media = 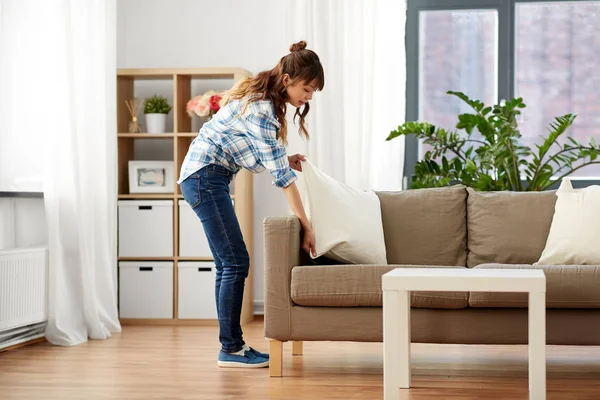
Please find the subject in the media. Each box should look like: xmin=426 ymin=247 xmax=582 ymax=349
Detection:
xmin=291 ymin=265 xmax=468 ymax=309
xmin=469 ymin=264 xmax=600 ymax=308
xmin=466 ymin=188 xmax=556 ymax=267
xmin=376 ymin=186 xmax=467 ymax=266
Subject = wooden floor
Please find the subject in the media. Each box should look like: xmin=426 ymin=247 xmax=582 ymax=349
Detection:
xmin=1 ymin=317 xmax=600 ymax=400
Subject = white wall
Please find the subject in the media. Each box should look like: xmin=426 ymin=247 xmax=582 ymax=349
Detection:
xmin=0 ymin=199 xmax=15 ymax=249
xmin=14 ymin=199 xmax=47 ymax=247
xmin=118 ymin=0 xmax=301 ymax=310
xmin=0 ymin=197 xmax=47 ymax=251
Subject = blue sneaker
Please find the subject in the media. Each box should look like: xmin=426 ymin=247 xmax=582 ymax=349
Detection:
xmin=217 ymin=349 xmax=269 ymax=368
xmin=243 ymin=344 xmax=269 ymax=360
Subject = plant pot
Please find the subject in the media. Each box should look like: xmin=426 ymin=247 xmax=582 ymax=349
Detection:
xmin=145 ymin=113 xmax=167 ymax=134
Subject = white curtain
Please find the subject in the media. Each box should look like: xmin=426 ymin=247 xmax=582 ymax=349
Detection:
xmin=0 ymin=0 xmax=120 ymax=345
xmin=286 ymin=0 xmax=407 ymax=191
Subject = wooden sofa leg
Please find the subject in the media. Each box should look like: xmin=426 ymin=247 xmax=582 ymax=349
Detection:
xmin=292 ymin=341 xmax=303 ymax=356
xmin=270 ymin=340 xmax=283 ymax=377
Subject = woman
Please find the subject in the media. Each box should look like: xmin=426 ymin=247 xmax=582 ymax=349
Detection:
xmin=178 ymin=40 xmax=324 ymax=368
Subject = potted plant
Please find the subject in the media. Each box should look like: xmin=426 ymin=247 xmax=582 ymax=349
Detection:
xmin=144 ymin=94 xmax=172 ymax=134
xmin=387 ymin=91 xmax=600 ymax=191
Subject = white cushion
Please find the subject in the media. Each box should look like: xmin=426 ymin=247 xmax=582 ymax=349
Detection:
xmin=297 ymin=159 xmax=387 ymax=265
xmin=536 ymin=178 xmax=600 ymax=265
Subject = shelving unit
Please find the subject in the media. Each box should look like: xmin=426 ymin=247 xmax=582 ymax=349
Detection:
xmin=116 ymin=67 xmax=254 ymax=326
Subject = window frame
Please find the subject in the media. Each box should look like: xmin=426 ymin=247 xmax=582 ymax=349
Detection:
xmin=404 ymin=0 xmax=600 ymax=189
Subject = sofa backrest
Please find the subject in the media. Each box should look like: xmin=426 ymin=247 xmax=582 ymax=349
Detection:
xmin=376 ymin=185 xmax=467 ymax=266
xmin=466 ymin=188 xmax=557 ymax=266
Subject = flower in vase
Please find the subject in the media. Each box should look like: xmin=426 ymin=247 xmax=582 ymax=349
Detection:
xmin=187 ymin=90 xmax=223 ymax=119
xmin=209 ymin=94 xmax=222 ymax=112
xmin=195 ymin=101 xmax=211 ymax=117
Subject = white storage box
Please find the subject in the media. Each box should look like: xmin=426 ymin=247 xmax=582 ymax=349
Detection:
xmin=118 ymin=200 xmax=173 ymax=257
xmin=178 ymin=262 xmax=217 ymax=319
xmin=119 ymin=261 xmax=173 ymax=319
xmin=178 ymin=200 xmax=212 ymax=258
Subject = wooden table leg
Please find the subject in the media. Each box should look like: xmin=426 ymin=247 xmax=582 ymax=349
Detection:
xmin=529 ymin=291 xmax=546 ymax=400
xmin=384 ymin=289 xmax=411 ymax=400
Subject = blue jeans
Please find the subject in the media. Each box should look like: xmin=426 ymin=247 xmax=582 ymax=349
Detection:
xmin=180 ymin=164 xmax=249 ymax=353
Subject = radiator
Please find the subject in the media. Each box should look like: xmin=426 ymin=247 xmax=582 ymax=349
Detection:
xmin=0 ymin=247 xmax=48 ymax=332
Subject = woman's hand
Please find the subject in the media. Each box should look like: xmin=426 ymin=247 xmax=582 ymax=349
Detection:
xmin=303 ymin=228 xmax=317 ymax=257
xmin=288 ymin=154 xmax=306 ymax=172
xmin=282 ymin=181 xmax=315 ymax=256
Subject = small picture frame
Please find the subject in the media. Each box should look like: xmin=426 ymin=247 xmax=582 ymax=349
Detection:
xmin=128 ymin=160 xmax=174 ymax=193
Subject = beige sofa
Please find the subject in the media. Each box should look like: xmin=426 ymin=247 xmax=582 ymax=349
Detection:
xmin=263 ymin=185 xmax=600 ymax=376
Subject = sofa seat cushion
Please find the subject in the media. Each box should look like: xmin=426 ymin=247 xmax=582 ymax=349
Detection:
xmin=291 ymin=265 xmax=468 ymax=309
xmin=469 ymin=264 xmax=600 ymax=308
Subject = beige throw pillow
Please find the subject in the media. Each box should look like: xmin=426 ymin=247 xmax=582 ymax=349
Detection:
xmin=297 ymin=159 xmax=388 ymax=265
xmin=536 ymin=178 xmax=600 ymax=265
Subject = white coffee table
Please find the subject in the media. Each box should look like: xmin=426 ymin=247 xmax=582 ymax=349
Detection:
xmin=382 ymin=268 xmax=546 ymax=400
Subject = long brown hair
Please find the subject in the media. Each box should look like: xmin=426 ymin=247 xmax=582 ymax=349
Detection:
xmin=220 ymin=41 xmax=324 ymax=145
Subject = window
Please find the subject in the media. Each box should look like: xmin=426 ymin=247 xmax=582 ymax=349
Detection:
xmin=516 ymin=1 xmax=600 ymax=177
xmin=418 ymin=9 xmax=498 ymax=159
xmin=405 ymin=0 xmax=600 ymax=187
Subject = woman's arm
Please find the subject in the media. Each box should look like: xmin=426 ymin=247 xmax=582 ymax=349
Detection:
xmin=283 ymin=182 xmax=316 ymax=257
xmin=282 ymin=182 xmax=310 ymax=230
xmin=241 ymin=110 xmax=316 ymax=256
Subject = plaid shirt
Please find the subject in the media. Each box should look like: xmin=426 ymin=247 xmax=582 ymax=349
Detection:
xmin=178 ymin=97 xmax=297 ymax=188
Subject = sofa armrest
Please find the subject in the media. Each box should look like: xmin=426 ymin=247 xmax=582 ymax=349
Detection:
xmin=263 ymin=215 xmax=304 ymax=341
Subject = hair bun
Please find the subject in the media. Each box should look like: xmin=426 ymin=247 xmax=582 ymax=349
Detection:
xmin=289 ymin=40 xmax=307 ymax=52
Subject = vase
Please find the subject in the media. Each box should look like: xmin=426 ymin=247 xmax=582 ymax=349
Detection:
xmin=128 ymin=116 xmax=141 ymax=133
xmin=145 ymin=113 xmax=167 ymax=134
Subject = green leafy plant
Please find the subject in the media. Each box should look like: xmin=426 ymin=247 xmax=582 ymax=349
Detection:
xmin=143 ymin=94 xmax=172 ymax=114
xmin=386 ymin=91 xmax=600 ymax=191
